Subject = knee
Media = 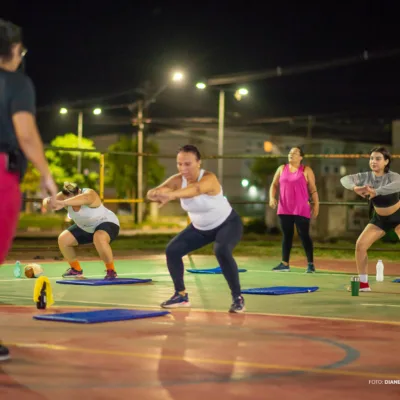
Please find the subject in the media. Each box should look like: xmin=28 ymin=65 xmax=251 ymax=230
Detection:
xmin=58 ymin=230 xmax=73 ymax=247
xmin=214 ymin=243 xmax=231 ymax=260
xmin=93 ymin=231 xmax=110 ymax=247
xmin=355 ymin=239 xmax=369 ymax=253
xmin=165 ymin=241 xmax=184 ymax=260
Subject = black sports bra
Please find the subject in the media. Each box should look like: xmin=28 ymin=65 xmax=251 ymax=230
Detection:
xmin=371 ymin=192 xmax=400 ymax=208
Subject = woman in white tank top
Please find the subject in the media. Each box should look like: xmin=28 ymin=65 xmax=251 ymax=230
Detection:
xmin=147 ymin=145 xmax=245 ymax=313
xmin=43 ymin=182 xmax=120 ymax=280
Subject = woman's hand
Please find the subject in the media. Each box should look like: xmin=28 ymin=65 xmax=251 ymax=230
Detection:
xmin=51 ymin=199 xmax=66 ymax=211
xmin=364 ymin=186 xmax=377 ymax=199
xmin=269 ymin=198 xmax=278 ymax=209
xmin=354 ymin=186 xmax=369 ymax=198
xmin=311 ymin=203 xmax=319 ymax=218
xmin=156 ymin=192 xmax=175 ymax=208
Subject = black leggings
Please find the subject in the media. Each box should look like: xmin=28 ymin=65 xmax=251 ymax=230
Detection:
xmin=278 ymin=215 xmax=313 ymax=263
xmin=165 ymin=210 xmax=243 ymax=297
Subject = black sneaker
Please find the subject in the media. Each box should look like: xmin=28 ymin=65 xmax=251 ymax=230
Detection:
xmin=229 ymin=295 xmax=245 ymax=313
xmin=306 ymin=263 xmax=316 ymax=273
xmin=0 ymin=344 xmax=10 ymax=361
xmin=272 ymin=262 xmax=290 ymax=272
xmin=161 ymin=292 xmax=191 ymax=308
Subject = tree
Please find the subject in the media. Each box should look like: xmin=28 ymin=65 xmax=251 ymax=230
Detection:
xmin=106 ymin=136 xmax=165 ymax=217
xmin=20 ymin=133 xmax=100 ymax=212
xmin=45 ymin=133 xmax=100 ymax=189
xmin=250 ymin=157 xmax=280 ymax=188
xmin=20 ymin=162 xmax=41 ymax=212
xmin=249 ymin=157 xmax=280 ymax=232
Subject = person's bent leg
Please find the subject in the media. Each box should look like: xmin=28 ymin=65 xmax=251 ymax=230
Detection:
xmin=213 ymin=212 xmax=245 ymax=313
xmin=93 ymin=229 xmax=117 ymax=279
xmin=355 ymin=223 xmax=385 ymax=291
xmin=162 ymin=224 xmax=213 ymax=308
xmin=58 ymin=228 xmax=83 ymax=277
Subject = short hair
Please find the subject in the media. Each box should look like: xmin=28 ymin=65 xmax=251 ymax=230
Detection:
xmin=177 ymin=145 xmax=201 ymax=160
xmin=0 ymin=19 xmax=23 ymax=58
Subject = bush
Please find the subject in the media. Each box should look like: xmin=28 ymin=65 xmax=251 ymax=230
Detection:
xmin=243 ymin=217 xmax=267 ymax=234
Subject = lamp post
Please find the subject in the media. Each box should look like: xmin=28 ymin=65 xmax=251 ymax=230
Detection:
xmin=59 ymin=107 xmax=102 ymax=173
xmin=195 ymin=84 xmax=248 ymax=185
xmin=136 ymin=71 xmax=185 ymax=224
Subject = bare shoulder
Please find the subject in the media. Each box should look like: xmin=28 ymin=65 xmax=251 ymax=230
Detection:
xmin=169 ymin=173 xmax=183 ymax=189
xmin=303 ymin=165 xmax=314 ymax=174
xmin=202 ymin=171 xmax=219 ymax=183
xmin=202 ymin=170 xmax=217 ymax=178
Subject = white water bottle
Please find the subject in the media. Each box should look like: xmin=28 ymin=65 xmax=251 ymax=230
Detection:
xmin=376 ymin=260 xmax=384 ymax=282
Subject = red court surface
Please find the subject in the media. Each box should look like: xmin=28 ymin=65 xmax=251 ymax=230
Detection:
xmin=1 ymin=306 xmax=400 ymax=399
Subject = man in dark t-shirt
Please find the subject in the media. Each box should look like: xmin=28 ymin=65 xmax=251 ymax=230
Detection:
xmin=0 ymin=19 xmax=58 ymax=361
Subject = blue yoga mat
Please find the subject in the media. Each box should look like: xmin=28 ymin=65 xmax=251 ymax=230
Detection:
xmin=241 ymin=286 xmax=319 ymax=295
xmin=186 ymin=267 xmax=247 ymax=274
xmin=392 ymin=279 xmax=400 ymax=283
xmin=33 ymin=309 xmax=170 ymax=324
xmin=56 ymin=278 xmax=152 ymax=286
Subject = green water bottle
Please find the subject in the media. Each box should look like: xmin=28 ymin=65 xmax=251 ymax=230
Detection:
xmin=351 ymin=276 xmax=360 ymax=296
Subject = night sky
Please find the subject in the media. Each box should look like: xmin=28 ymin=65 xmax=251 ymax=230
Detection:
xmin=2 ymin=1 xmax=400 ymax=140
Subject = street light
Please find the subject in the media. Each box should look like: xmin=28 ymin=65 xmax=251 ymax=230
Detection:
xmin=59 ymin=107 xmax=102 ymax=173
xmin=195 ymin=85 xmax=249 ymax=184
xmin=172 ymin=71 xmax=184 ymax=82
xmin=136 ymin=71 xmax=185 ymax=223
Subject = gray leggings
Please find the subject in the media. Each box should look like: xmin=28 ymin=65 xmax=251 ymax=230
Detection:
xmin=165 ymin=210 xmax=243 ymax=297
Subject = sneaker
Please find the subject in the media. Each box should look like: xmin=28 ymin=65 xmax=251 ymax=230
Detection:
xmin=0 ymin=344 xmax=10 ymax=362
xmin=272 ymin=262 xmax=290 ymax=272
xmin=306 ymin=263 xmax=316 ymax=273
xmin=62 ymin=267 xmax=83 ymax=278
xmin=360 ymin=282 xmax=371 ymax=292
xmin=229 ymin=295 xmax=245 ymax=313
xmin=104 ymin=269 xmax=117 ymax=280
xmin=347 ymin=281 xmax=371 ymax=292
xmin=161 ymin=292 xmax=191 ymax=308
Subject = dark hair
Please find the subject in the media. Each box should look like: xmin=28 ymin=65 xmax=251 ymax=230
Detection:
xmin=370 ymin=146 xmax=391 ymax=173
xmin=0 ymin=19 xmax=22 ymax=58
xmin=178 ymin=145 xmax=201 ymax=160
xmin=291 ymin=146 xmax=305 ymax=157
xmin=62 ymin=182 xmax=80 ymax=196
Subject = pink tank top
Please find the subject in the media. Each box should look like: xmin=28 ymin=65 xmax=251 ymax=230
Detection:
xmin=277 ymin=164 xmax=311 ymax=218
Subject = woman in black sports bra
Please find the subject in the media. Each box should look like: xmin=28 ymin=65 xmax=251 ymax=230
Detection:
xmin=340 ymin=147 xmax=400 ymax=292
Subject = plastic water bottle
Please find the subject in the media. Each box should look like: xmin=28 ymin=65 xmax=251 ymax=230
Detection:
xmin=376 ymin=260 xmax=384 ymax=282
xmin=13 ymin=261 xmax=22 ymax=278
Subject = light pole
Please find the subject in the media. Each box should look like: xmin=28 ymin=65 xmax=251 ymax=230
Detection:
xmin=59 ymin=107 xmax=102 ymax=173
xmin=195 ymin=84 xmax=249 ymax=185
xmin=136 ymin=71 xmax=184 ymax=224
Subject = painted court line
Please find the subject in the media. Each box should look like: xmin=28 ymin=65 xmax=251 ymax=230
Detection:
xmin=246 ymin=269 xmax=352 ymax=277
xmin=1 ymin=294 xmax=400 ymax=326
xmin=0 ymin=272 xmax=168 ymax=283
xmin=5 ymin=341 xmax=400 ymax=380
xmin=362 ymin=303 xmax=400 ymax=308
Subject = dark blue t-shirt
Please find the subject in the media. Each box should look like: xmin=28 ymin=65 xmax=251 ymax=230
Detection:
xmin=0 ymin=68 xmax=36 ymax=152
xmin=0 ymin=68 xmax=36 ymax=177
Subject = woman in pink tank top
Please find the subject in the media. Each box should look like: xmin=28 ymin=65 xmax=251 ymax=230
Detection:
xmin=269 ymin=147 xmax=320 ymax=272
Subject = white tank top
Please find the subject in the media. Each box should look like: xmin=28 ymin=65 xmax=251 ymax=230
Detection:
xmin=180 ymin=169 xmax=232 ymax=230
xmin=67 ymin=189 xmax=120 ymax=233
